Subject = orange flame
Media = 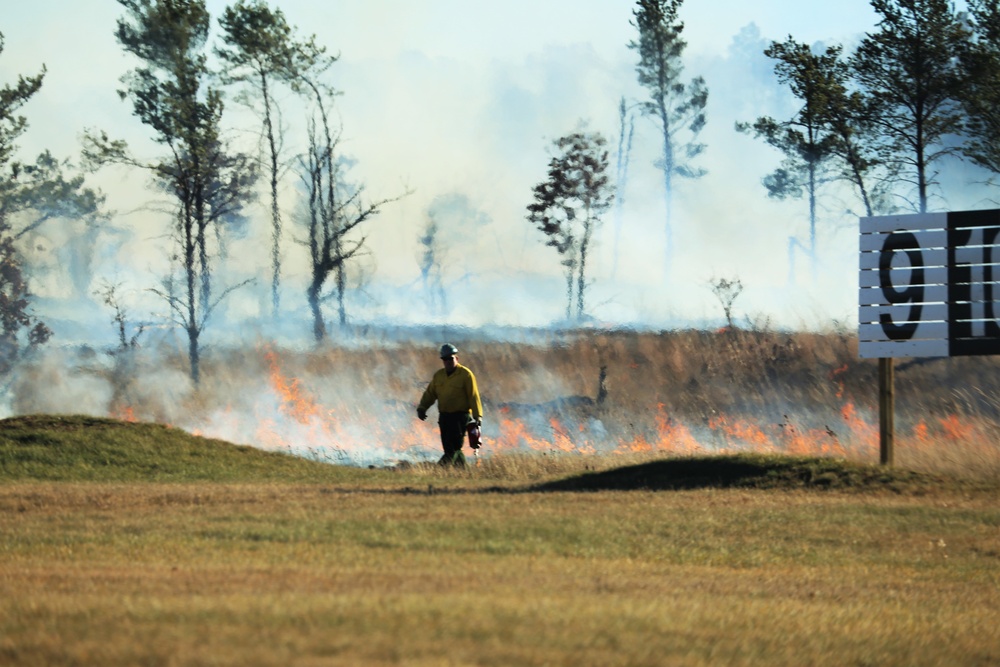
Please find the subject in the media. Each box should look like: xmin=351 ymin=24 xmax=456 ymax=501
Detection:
xmin=939 ymin=414 xmax=974 ymax=441
xmin=106 ymin=347 xmax=986 ymax=467
xmin=111 ymin=405 xmax=137 ymax=423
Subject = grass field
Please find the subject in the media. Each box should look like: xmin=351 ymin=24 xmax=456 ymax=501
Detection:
xmin=2 ymin=416 xmax=999 ymax=666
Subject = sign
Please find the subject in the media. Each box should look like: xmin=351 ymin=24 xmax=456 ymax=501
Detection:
xmin=859 ymin=209 xmax=1000 ymax=358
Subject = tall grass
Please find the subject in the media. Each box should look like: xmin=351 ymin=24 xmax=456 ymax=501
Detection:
xmin=12 ymin=326 xmax=1000 ymax=477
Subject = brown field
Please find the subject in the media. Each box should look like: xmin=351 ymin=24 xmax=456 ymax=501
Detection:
xmin=2 ymin=479 xmax=999 ymax=666
xmin=47 ymin=326 xmax=1000 ymax=477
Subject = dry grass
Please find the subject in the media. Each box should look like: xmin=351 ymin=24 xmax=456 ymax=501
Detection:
xmin=11 ymin=326 xmax=1000 ymax=479
xmin=2 ymin=481 xmax=999 ymax=666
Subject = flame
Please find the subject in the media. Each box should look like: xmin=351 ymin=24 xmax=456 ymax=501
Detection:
xmin=111 ymin=405 xmax=137 ymax=423
xmin=829 ymin=364 xmax=849 ymax=399
xmin=100 ymin=347 xmax=990 ymax=468
xmin=549 ymin=417 xmax=576 ymax=453
xmin=650 ymin=404 xmax=702 ymax=454
xmin=708 ymin=415 xmax=771 ymax=449
xmin=264 ymin=348 xmax=322 ymax=424
xmin=939 ymin=414 xmax=974 ymax=441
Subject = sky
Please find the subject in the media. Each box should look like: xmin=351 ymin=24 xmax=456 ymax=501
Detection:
xmin=6 ymin=0 xmax=983 ymax=342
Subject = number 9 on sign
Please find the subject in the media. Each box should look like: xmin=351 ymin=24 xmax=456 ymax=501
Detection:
xmin=878 ymin=231 xmax=924 ymax=340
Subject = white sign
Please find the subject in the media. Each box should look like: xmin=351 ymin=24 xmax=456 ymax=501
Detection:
xmin=858 ymin=209 xmax=1000 ymax=358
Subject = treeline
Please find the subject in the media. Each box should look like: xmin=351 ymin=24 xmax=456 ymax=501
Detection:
xmin=3 ymin=0 xmax=401 ymax=385
xmin=530 ymin=0 xmax=1000 ymax=322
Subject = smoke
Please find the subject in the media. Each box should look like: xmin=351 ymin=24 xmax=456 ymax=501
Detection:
xmin=4 ymin=1 xmax=923 ymax=335
xmin=5 ymin=1 xmax=999 ymax=469
xmin=5 ymin=349 xmax=113 ymax=417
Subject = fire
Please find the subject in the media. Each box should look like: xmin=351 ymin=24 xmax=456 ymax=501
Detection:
xmin=549 ymin=417 xmax=576 ymax=453
xmin=649 ymin=403 xmax=702 ymax=454
xmin=939 ymin=414 xmax=974 ymax=441
xmin=708 ymin=414 xmax=771 ymax=450
xmin=110 ymin=404 xmax=137 ymax=422
xmin=264 ymin=348 xmax=322 ymax=424
xmin=100 ymin=347 xmax=990 ymax=468
xmin=840 ymin=402 xmax=877 ymax=451
xmin=829 ymin=364 xmax=849 ymax=399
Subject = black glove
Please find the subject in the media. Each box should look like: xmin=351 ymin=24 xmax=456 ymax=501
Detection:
xmin=417 ymin=407 xmax=427 ymax=421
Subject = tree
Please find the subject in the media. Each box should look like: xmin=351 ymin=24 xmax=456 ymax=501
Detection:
xmin=527 ymin=130 xmax=614 ymax=321
xmin=629 ymin=0 xmax=707 ymax=269
xmin=95 ymin=280 xmax=144 ymax=418
xmin=611 ymin=96 xmax=636 ymax=280
xmin=299 ymin=109 xmax=398 ymax=342
xmin=709 ymin=276 xmax=743 ymax=330
xmin=961 ymin=0 xmax=1000 ymax=178
xmin=851 ymin=0 xmax=970 ymax=213
xmin=216 ymin=0 xmax=308 ymax=319
xmin=416 ymin=211 xmax=448 ymax=316
xmin=1 ymin=32 xmax=102 ymax=374
xmin=84 ymin=0 xmax=257 ymax=384
xmin=283 ymin=34 xmax=401 ymax=340
xmin=737 ymin=39 xmax=854 ymax=281
xmin=814 ymin=49 xmax=896 ymax=219
xmin=0 ymin=236 xmax=50 ymax=376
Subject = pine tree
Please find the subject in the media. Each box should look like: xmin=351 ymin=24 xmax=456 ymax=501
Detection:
xmin=629 ymin=0 xmax=707 ymax=271
xmin=851 ymin=0 xmax=970 ymax=213
xmin=84 ymin=0 xmax=256 ymax=384
xmin=527 ymin=131 xmax=614 ymax=321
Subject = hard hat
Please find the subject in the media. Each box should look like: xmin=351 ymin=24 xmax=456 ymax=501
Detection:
xmin=439 ymin=343 xmax=458 ymax=358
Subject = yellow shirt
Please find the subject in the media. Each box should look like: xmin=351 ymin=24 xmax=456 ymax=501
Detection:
xmin=418 ymin=364 xmax=483 ymax=420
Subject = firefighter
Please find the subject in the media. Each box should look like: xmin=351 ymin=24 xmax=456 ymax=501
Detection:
xmin=416 ymin=343 xmax=483 ymax=466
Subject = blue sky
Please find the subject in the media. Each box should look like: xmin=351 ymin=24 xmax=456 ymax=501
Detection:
xmin=5 ymin=1 xmax=967 ymax=334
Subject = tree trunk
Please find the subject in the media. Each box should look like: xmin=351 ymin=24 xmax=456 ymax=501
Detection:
xmin=336 ymin=253 xmax=347 ymax=327
xmin=916 ymin=121 xmax=927 ymax=213
xmin=659 ymin=99 xmax=674 ymax=273
xmin=808 ymin=158 xmax=818 ymax=280
xmin=262 ymin=71 xmax=282 ymax=318
xmin=577 ymin=213 xmax=594 ymax=320
xmin=565 ymin=264 xmax=574 ymax=320
xmin=187 ymin=326 xmax=200 ymax=386
xmin=308 ymin=280 xmax=325 ymax=342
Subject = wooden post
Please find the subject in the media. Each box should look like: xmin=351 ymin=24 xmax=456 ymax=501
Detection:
xmin=878 ymin=357 xmax=894 ymax=465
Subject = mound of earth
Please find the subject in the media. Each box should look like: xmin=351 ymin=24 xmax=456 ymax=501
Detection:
xmin=531 ymin=453 xmax=954 ymax=493
xmin=0 ymin=414 xmax=345 ymax=483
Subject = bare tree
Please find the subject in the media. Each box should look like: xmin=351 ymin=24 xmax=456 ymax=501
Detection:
xmin=611 ymin=97 xmax=636 ymax=280
xmin=299 ymin=108 xmax=401 ymax=341
xmin=709 ymin=276 xmax=743 ymax=330
xmin=216 ymin=0 xmax=319 ymax=318
xmin=417 ymin=212 xmax=448 ymax=316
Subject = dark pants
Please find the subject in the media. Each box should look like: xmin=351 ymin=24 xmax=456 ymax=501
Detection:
xmin=438 ymin=412 xmax=469 ymax=466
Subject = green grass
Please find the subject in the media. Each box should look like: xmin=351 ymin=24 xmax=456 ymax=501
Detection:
xmin=0 ymin=414 xmax=378 ymax=484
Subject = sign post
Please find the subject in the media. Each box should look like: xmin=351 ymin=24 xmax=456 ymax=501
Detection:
xmin=878 ymin=358 xmax=893 ymax=465
xmin=859 ymin=209 xmax=1000 ymax=464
